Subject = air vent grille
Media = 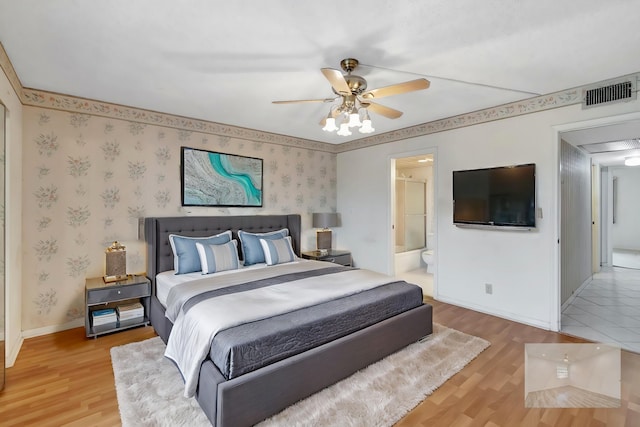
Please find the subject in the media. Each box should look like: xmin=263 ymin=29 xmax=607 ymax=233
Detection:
xmin=582 ymin=80 xmax=636 ymax=109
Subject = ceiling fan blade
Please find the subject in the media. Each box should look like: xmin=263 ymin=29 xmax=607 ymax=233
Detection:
xmin=273 ymin=98 xmax=336 ymax=104
xmin=361 ymin=78 xmax=430 ymax=99
xmin=362 ymin=101 xmax=403 ymax=119
xmin=321 ymin=68 xmax=351 ymax=95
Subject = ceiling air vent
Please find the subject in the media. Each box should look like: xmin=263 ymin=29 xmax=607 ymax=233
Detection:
xmin=582 ymin=79 xmax=636 ymax=109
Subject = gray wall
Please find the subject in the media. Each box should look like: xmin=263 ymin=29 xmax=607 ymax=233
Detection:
xmin=560 ymin=140 xmax=592 ymax=305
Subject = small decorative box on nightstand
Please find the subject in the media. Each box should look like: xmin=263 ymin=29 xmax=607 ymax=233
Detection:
xmin=85 ymin=274 xmax=151 ymax=338
xmin=301 ymin=249 xmax=352 ymax=266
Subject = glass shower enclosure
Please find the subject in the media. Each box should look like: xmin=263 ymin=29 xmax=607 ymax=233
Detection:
xmin=395 ymin=178 xmax=426 ymax=253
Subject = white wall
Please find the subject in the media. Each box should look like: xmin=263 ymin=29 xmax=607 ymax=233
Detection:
xmin=525 ymin=356 xmax=570 ymax=393
xmin=0 ymin=66 xmax=23 ymax=366
xmin=611 ymin=166 xmax=640 ymax=250
xmin=337 ymin=100 xmax=640 ymax=330
xmin=526 ymin=349 xmax=620 ymax=398
xmin=570 ymin=349 xmax=621 ymax=398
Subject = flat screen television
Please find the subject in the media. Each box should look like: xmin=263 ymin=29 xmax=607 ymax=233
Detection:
xmin=453 ymin=163 xmax=536 ymax=228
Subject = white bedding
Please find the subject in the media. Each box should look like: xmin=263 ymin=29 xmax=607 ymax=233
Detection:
xmin=163 ymin=260 xmax=397 ymax=397
xmin=155 ymin=262 xmax=274 ymax=307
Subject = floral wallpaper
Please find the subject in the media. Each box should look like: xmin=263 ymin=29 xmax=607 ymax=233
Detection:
xmin=22 ymin=106 xmax=337 ymax=331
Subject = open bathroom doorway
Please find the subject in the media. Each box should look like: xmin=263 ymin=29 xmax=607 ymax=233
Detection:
xmin=391 ymin=152 xmax=436 ymax=297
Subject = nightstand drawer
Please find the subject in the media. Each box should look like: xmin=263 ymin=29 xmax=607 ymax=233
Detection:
xmin=87 ymin=281 xmax=150 ymax=304
xmin=322 ymin=254 xmax=351 ymax=266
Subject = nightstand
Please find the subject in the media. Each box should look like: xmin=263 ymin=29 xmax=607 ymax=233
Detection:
xmin=85 ymin=275 xmax=151 ymax=338
xmin=301 ymin=249 xmax=352 ymax=266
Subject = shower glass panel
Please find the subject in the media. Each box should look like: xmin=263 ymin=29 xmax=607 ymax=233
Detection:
xmin=395 ymin=178 xmax=426 ymax=252
xmin=405 ymin=181 xmax=426 ymax=251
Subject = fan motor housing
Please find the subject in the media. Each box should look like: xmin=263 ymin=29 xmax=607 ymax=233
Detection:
xmin=332 ymin=74 xmax=367 ymax=95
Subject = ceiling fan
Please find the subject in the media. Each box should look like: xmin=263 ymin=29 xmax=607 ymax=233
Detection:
xmin=272 ymin=58 xmax=430 ymax=135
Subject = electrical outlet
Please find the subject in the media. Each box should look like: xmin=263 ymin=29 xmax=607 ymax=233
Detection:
xmin=485 ymin=283 xmax=493 ymax=295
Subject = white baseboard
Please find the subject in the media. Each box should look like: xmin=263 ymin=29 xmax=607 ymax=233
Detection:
xmin=22 ymin=318 xmax=84 ymax=339
xmin=6 ymin=335 xmax=23 ymax=368
xmin=435 ymin=295 xmax=551 ymax=330
xmin=561 ymin=276 xmax=592 ymax=312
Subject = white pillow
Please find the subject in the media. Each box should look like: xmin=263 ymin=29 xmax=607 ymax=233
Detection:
xmin=259 ymin=236 xmax=296 ymax=266
xmin=195 ymin=240 xmax=240 ymax=274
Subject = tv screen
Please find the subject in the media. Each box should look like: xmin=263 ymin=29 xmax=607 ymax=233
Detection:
xmin=181 ymin=147 xmax=263 ymax=207
xmin=453 ymin=163 xmax=536 ymax=228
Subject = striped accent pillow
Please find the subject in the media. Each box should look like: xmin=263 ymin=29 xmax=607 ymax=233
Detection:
xmin=195 ymin=240 xmax=240 ymax=274
xmin=259 ymin=236 xmax=296 ymax=266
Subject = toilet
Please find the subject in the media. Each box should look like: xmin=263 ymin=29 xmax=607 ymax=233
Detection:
xmin=421 ymin=249 xmax=434 ymax=272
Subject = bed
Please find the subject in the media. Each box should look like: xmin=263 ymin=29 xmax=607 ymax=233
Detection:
xmin=144 ymin=214 xmax=433 ymax=427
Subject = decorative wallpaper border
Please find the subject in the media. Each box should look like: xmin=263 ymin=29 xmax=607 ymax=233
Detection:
xmin=2 ymin=42 xmax=638 ymax=155
xmin=339 ymin=90 xmax=586 ymax=152
xmin=0 ymin=42 xmax=23 ymax=100
xmin=19 ymin=89 xmax=339 ymax=153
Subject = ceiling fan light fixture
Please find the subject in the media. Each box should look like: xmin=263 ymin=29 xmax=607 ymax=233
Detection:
xmin=359 ymin=119 xmax=375 ymax=134
xmin=322 ymin=116 xmax=338 ymax=132
xmin=336 ymin=123 xmax=352 ymax=136
xmin=348 ymin=106 xmax=362 ymax=128
xmin=359 ymin=110 xmax=374 ymax=134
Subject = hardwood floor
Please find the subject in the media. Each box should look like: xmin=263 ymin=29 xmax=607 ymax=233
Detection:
xmin=1 ymin=299 xmax=638 ymax=426
xmin=397 ymin=298 xmax=640 ymax=427
xmin=0 ymin=326 xmax=156 ymax=427
xmin=525 ymin=386 xmax=621 ymax=408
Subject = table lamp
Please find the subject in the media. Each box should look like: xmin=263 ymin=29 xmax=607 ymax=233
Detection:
xmin=312 ymin=212 xmax=338 ymax=254
xmin=104 ymin=241 xmax=127 ymax=283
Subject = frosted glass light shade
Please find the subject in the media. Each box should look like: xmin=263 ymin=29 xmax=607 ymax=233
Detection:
xmin=359 ymin=119 xmax=375 ymax=133
xmin=337 ymin=123 xmax=352 ymax=136
xmin=322 ymin=117 xmax=338 ymax=132
xmin=348 ymin=112 xmax=362 ymax=128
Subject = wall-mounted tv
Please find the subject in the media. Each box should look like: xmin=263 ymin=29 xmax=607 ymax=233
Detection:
xmin=453 ymin=163 xmax=536 ymax=228
xmin=181 ymin=147 xmax=263 ymax=207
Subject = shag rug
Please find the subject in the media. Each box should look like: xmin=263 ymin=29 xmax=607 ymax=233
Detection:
xmin=111 ymin=324 xmax=489 ymax=427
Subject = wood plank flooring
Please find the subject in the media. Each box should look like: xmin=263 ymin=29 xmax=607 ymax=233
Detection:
xmin=0 ymin=298 xmax=638 ymax=426
xmin=525 ymin=386 xmax=621 ymax=408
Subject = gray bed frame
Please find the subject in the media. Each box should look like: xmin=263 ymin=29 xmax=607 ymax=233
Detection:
xmin=145 ymin=214 xmax=433 ymax=427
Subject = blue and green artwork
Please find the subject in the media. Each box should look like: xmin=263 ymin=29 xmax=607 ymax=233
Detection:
xmin=181 ymin=147 xmax=263 ymax=207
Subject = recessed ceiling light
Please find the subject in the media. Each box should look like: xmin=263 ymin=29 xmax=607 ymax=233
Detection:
xmin=418 ymin=158 xmax=432 ymax=163
xmin=624 ymin=156 xmax=640 ymax=166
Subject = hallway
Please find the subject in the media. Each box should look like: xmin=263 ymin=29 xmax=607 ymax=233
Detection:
xmin=561 ymin=267 xmax=640 ymax=353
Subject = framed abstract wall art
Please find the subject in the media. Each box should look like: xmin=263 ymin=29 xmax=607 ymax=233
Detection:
xmin=181 ymin=146 xmax=263 ymax=207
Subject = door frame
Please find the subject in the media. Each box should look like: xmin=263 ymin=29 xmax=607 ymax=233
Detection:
xmin=387 ymin=147 xmax=438 ymax=295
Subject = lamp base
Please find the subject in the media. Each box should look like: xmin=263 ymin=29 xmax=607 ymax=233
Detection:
xmin=103 ymin=274 xmax=129 ymax=283
xmin=316 ymin=229 xmax=332 ymax=252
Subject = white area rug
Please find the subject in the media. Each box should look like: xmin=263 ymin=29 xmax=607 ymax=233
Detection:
xmin=111 ymin=324 xmax=489 ymax=427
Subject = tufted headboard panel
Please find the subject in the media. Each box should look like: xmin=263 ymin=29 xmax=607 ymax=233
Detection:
xmin=144 ymin=214 xmax=301 ymax=291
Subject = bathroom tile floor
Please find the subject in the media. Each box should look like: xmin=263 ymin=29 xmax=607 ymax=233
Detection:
xmin=561 ymin=266 xmax=640 ymax=354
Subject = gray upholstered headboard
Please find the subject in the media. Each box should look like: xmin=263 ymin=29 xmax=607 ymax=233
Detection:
xmin=144 ymin=214 xmax=301 ymax=290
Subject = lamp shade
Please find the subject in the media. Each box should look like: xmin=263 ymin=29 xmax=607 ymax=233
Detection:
xmin=312 ymin=212 xmax=338 ymax=229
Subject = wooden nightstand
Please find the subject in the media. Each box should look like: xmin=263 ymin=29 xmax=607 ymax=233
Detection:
xmin=85 ymin=275 xmax=151 ymax=338
xmin=301 ymin=249 xmax=352 ymax=266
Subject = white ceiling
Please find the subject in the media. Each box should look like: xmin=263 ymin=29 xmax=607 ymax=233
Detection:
xmin=526 ymin=343 xmax=619 ymax=364
xmin=1 ymin=1 xmax=640 ymax=145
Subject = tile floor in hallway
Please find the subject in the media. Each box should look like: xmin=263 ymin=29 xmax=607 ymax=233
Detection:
xmin=561 ymin=266 xmax=640 ymax=354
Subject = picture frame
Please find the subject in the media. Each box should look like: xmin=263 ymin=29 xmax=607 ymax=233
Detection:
xmin=181 ymin=146 xmax=263 ymax=207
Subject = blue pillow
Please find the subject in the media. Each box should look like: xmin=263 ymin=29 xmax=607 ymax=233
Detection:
xmin=169 ymin=230 xmax=232 ymax=274
xmin=195 ymin=240 xmax=240 ymax=274
xmin=238 ymin=228 xmax=289 ymax=265
xmin=260 ymin=236 xmax=297 ymax=266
